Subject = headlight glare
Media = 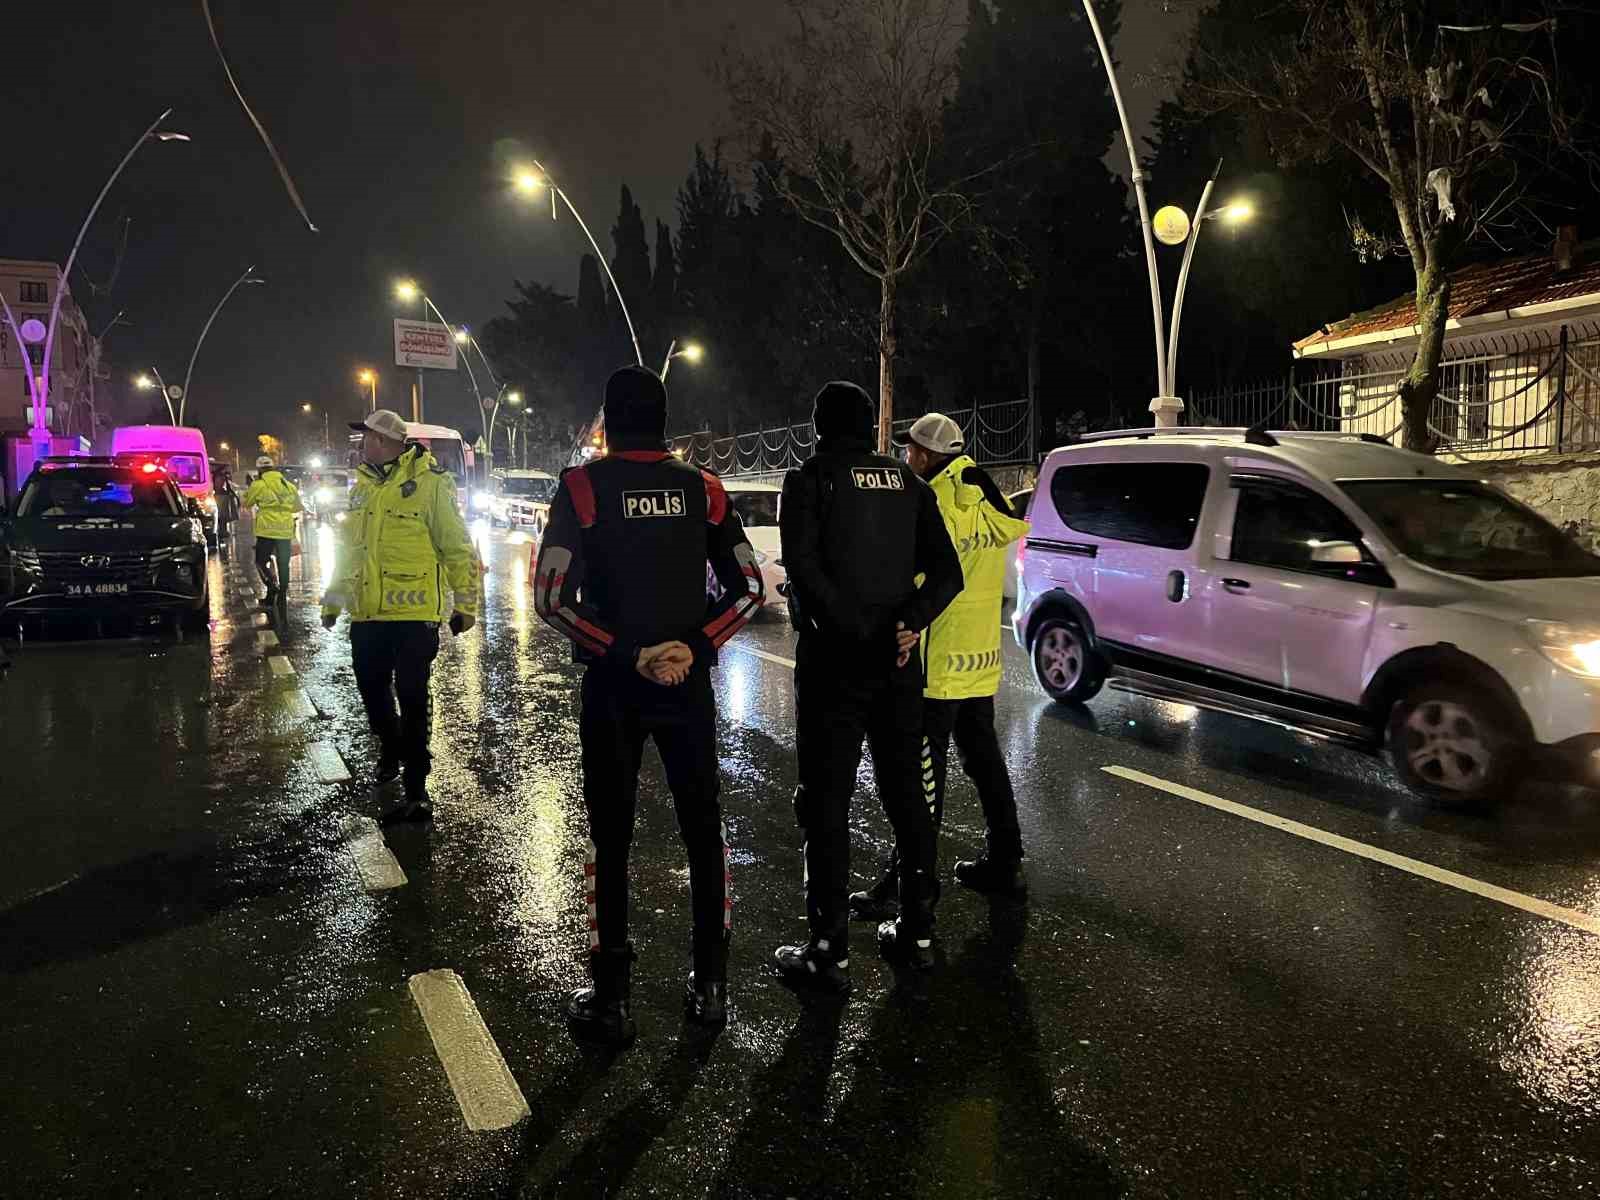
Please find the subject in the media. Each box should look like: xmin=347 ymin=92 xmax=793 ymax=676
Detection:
xmin=1527 ymin=620 xmax=1600 ymax=678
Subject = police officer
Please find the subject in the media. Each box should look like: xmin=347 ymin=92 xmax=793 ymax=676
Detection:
xmin=321 ymin=410 xmax=480 ymax=824
xmin=773 ymin=382 xmax=962 ymax=993
xmin=533 ymin=366 xmax=764 ymax=1045
xmin=242 ymin=455 xmax=302 ymax=609
xmin=852 ymin=413 xmax=1032 ymax=922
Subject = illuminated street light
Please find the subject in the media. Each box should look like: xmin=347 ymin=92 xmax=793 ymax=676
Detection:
xmin=1164 ymin=172 xmax=1258 ymax=402
xmin=1219 ymin=200 xmax=1254 ymax=224
xmin=507 ymin=391 xmax=523 ymax=406
xmin=514 ymin=169 xmax=543 ymax=195
xmin=454 ymin=328 xmax=470 ymax=345
xmin=660 ymin=338 xmax=706 ymax=382
xmin=135 ymin=374 xmax=155 ymax=390
xmin=357 ymin=368 xmax=377 ymax=412
xmin=301 ymin=403 xmax=313 ymax=413
xmin=395 ymin=279 xmax=419 ymax=302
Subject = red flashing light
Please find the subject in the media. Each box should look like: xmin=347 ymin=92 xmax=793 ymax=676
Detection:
xmin=141 ymin=462 xmax=161 ymax=475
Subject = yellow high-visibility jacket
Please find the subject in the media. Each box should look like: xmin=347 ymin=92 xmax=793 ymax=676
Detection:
xmin=922 ymin=455 xmax=1030 ymax=699
xmin=321 ymin=446 xmax=479 ymax=622
xmin=241 ymin=469 xmax=302 ymax=540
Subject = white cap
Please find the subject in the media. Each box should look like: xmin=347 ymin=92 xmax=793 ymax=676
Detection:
xmin=349 ymin=408 xmax=409 ymax=441
xmin=255 ymin=455 xmax=275 ymax=468
xmin=895 ymin=412 xmax=965 ymax=455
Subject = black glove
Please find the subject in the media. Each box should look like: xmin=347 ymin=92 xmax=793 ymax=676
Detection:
xmin=449 ymin=611 xmax=475 ymax=636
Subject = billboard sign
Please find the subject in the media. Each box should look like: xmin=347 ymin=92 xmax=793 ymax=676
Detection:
xmin=393 ymin=319 xmax=458 ymax=370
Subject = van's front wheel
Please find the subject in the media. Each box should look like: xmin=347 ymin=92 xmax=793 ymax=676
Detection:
xmin=1386 ymin=682 xmax=1523 ymax=805
xmin=1030 ymin=616 xmax=1104 ymax=704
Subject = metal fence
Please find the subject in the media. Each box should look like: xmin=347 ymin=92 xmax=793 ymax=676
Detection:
xmin=671 ymin=398 xmax=1035 ymax=478
xmin=1186 ymin=325 xmax=1600 ymax=459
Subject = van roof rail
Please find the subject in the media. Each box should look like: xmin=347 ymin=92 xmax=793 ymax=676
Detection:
xmin=1071 ymin=427 xmax=1398 ymax=446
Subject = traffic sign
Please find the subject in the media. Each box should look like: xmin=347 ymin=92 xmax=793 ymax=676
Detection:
xmin=393 ymin=319 xmax=458 ymax=370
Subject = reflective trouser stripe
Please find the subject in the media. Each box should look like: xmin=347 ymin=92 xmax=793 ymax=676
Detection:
xmin=584 ymin=841 xmax=599 ymax=949
xmin=722 ymin=820 xmax=733 ymax=931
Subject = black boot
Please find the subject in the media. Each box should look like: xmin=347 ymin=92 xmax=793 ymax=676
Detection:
xmin=374 ymin=754 xmax=401 ymax=788
xmin=380 ymin=778 xmax=432 ymax=826
xmin=954 ymin=856 xmax=1027 ymax=899
xmin=567 ymin=946 xmax=637 ymax=1047
xmin=848 ymin=861 xmax=900 ymax=923
xmin=773 ymin=939 xmax=852 ymax=996
xmin=684 ymin=973 xmax=728 ymax=1028
xmin=876 ymin=919 xmax=935 ymax=971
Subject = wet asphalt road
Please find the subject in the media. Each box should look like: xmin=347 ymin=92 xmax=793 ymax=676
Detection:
xmin=4 ymin=521 xmax=1600 ymax=1198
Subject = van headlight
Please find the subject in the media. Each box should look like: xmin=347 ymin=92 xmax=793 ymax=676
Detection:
xmin=1527 ymin=620 xmax=1600 ymax=678
xmin=472 ymin=491 xmax=491 ymax=510
xmin=317 ymin=487 xmax=335 ymax=504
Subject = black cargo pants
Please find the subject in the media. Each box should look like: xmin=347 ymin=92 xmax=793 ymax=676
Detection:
xmin=580 ymin=665 xmax=730 ymax=982
xmin=794 ymin=636 xmax=938 ymax=954
xmin=350 ymin=620 xmax=440 ymax=792
xmin=924 ymin=696 xmax=1024 ymax=864
xmin=253 ymin=536 xmax=292 ymax=598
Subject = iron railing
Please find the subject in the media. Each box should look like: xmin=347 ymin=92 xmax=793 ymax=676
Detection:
xmin=672 ymin=398 xmax=1035 ymax=478
xmin=1186 ymin=325 xmax=1600 ymax=459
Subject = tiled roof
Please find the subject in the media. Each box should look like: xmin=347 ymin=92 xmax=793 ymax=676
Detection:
xmin=1294 ymin=242 xmax=1600 ymax=353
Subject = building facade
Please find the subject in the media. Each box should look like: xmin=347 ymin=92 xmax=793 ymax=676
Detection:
xmin=0 ymin=260 xmax=93 ymax=440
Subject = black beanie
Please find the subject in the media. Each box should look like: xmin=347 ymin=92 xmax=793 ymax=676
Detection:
xmin=811 ymin=381 xmax=875 ymax=445
xmin=604 ymin=366 xmax=668 ymax=442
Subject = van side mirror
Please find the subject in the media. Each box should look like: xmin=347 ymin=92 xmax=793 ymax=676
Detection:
xmin=1309 ymin=540 xmax=1363 ymax=565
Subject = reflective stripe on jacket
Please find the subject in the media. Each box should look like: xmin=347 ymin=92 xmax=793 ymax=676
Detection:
xmin=321 ymin=446 xmax=479 ymax=623
xmin=923 ymin=455 xmax=1029 ymax=699
xmin=241 ymin=469 xmax=302 ymax=540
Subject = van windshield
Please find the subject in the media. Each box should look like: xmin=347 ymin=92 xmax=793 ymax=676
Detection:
xmin=731 ymin=492 xmax=779 ymax=528
xmin=416 ymin=438 xmax=465 ymax=483
xmin=1340 ymin=480 xmax=1600 ymax=580
xmin=501 ymin=475 xmax=555 ymax=500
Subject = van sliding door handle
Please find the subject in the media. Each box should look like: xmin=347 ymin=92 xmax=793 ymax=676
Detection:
xmin=1221 ymin=577 xmax=1251 ymax=592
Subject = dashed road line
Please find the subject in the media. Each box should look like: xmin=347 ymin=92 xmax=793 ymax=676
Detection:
xmin=268 ymin=655 xmax=296 ymax=677
xmin=1101 ymin=765 xmax=1600 ymax=938
xmin=345 ymin=815 xmax=407 ymax=890
xmin=252 ymin=612 xmax=270 ymax=628
xmin=408 ymin=969 xmax=530 ymax=1132
xmin=729 ymin=642 xmax=797 ymax=670
xmin=257 ymin=630 xmax=280 ymax=649
xmin=307 ymin=741 xmax=351 ymax=782
xmin=283 ymin=690 xmax=316 ymax=719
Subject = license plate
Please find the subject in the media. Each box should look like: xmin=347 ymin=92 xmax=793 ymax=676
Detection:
xmin=66 ymin=582 xmax=130 ymax=596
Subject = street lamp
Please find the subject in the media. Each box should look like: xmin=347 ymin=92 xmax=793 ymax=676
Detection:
xmin=511 ymin=160 xmax=643 ymax=367
xmin=179 ymin=265 xmax=263 ymax=423
xmin=301 ymin=402 xmax=330 ymax=450
xmin=660 ymin=339 xmax=704 ymax=382
xmin=135 ymin=368 xmax=180 ymax=424
xmin=1164 ymin=174 xmax=1256 ymax=404
xmin=0 ymin=109 xmax=189 ymax=456
xmin=357 ymin=368 xmax=377 ymax=412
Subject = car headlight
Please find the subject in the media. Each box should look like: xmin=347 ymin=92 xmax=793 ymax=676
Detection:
xmin=317 ymin=487 xmax=335 ymax=504
xmin=1527 ymin=620 xmax=1600 ymax=678
xmin=472 ymin=491 xmax=491 ymax=510
xmin=200 ymin=494 xmax=218 ymax=512
xmin=334 ymin=511 xmax=348 ymax=524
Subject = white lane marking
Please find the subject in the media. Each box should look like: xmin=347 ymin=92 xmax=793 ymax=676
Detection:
xmin=284 ymin=690 xmax=316 ymax=719
xmin=257 ymin=630 xmax=280 ymax=649
xmin=729 ymin=642 xmax=796 ymax=670
xmin=307 ymin=741 xmax=351 ymax=782
xmin=346 ymin=815 xmax=407 ymax=890
xmin=268 ymin=655 xmax=296 ymax=677
xmin=253 ymin=612 xmax=270 ymax=628
xmin=1102 ymin=765 xmax=1600 ymax=938
xmin=408 ymin=969 xmax=531 ymax=1132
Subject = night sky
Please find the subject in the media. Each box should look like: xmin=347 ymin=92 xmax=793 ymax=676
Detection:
xmin=9 ymin=1 xmax=1186 ymax=458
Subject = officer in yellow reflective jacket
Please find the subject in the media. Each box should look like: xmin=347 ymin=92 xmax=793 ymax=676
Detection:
xmin=853 ymin=413 xmax=1032 ymax=919
xmin=321 ymin=409 xmax=480 ymax=822
xmin=242 ymin=455 xmax=303 ymax=609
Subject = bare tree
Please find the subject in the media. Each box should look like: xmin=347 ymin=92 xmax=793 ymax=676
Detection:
xmin=720 ymin=0 xmax=982 ymax=450
xmin=1181 ymin=1 xmax=1594 ymax=450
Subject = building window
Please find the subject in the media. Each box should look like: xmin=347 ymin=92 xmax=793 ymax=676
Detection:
xmin=19 ymin=281 xmax=48 ymax=304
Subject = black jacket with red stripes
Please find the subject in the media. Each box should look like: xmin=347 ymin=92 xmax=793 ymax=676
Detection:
xmin=532 ymin=447 xmax=764 ymax=669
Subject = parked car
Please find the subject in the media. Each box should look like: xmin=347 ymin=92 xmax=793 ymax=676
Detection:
xmin=478 ymin=469 xmax=558 ymax=532
xmin=1002 ymin=487 xmax=1034 ymax=601
xmin=110 ymin=425 xmax=218 ymax=546
xmin=723 ymin=480 xmax=787 ymax=616
xmin=0 ymin=457 xmax=211 ymax=633
xmin=304 ymin=467 xmax=355 ymax=525
xmin=1013 ymin=427 xmax=1600 ymax=804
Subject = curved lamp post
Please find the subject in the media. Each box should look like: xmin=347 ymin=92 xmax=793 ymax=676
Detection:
xmin=660 ymin=339 xmax=704 ymax=382
xmin=180 ymin=265 xmax=264 ymax=423
xmin=134 ymin=368 xmax=179 ymax=425
xmin=0 ymin=110 xmax=189 ymax=452
xmin=513 ymin=161 xmax=643 ymax=367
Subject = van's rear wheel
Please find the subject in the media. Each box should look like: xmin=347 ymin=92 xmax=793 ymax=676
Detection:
xmin=1386 ymin=682 xmax=1522 ymax=805
xmin=1030 ymin=615 xmax=1104 ymax=704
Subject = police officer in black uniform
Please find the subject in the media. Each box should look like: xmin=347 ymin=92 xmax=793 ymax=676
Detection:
xmin=773 ymin=381 xmax=962 ymax=992
xmin=533 ymin=366 xmax=765 ymax=1045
